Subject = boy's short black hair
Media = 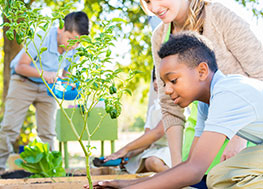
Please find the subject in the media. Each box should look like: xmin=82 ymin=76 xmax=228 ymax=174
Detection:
xmin=64 ymin=11 xmax=89 ymax=35
xmin=158 ymin=32 xmax=218 ymax=72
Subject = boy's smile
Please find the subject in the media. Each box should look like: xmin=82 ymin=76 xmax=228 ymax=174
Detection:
xmin=160 ymin=54 xmax=211 ymax=107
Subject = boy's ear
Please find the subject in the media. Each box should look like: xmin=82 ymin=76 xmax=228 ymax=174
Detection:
xmin=57 ymin=27 xmax=65 ymax=34
xmin=197 ymin=62 xmax=209 ymax=81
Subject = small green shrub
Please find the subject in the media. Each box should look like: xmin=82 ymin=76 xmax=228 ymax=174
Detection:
xmin=15 ymin=139 xmax=66 ymax=178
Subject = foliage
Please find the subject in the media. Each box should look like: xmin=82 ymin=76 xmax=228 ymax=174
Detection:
xmin=15 ymin=139 xmax=66 ymax=178
xmin=83 ymin=0 xmax=153 ymax=100
xmin=129 ymin=116 xmax=145 ymax=132
xmin=1 ymin=1 xmax=137 ymax=188
xmin=235 ymin=0 xmax=263 ymax=17
xmin=0 ymin=0 xmax=70 ymax=45
xmin=66 ymin=18 xmax=135 ymax=120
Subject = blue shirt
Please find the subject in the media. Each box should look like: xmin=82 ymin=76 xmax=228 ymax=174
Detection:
xmin=10 ymin=27 xmax=76 ymax=83
xmin=195 ymin=70 xmax=263 ymax=144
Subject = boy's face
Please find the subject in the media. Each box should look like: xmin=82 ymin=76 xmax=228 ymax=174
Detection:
xmin=160 ymin=54 xmax=203 ymax=108
xmin=57 ymin=28 xmax=80 ymax=53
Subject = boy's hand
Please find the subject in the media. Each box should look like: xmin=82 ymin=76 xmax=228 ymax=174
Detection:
xmin=220 ymin=135 xmax=247 ymax=162
xmin=83 ymin=179 xmax=132 ymax=189
xmin=43 ymin=71 xmax=57 ymax=84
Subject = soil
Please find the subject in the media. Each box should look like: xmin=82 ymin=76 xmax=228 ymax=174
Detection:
xmin=0 ymin=170 xmax=33 ymax=179
xmin=0 ymin=167 xmax=121 ymax=179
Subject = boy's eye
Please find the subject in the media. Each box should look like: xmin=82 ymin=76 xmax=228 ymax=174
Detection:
xmin=144 ymin=0 xmax=150 ymax=4
xmin=171 ymin=79 xmax=177 ymax=84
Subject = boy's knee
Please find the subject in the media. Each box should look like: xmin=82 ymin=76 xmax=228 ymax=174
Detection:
xmin=207 ymin=161 xmax=230 ymax=188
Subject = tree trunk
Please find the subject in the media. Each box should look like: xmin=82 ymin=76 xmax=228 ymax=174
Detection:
xmin=1 ymin=0 xmax=36 ymax=108
xmin=2 ymin=16 xmax=22 ymax=105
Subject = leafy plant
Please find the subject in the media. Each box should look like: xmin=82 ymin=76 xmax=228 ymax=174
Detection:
xmin=15 ymin=139 xmax=66 ymax=178
xmin=1 ymin=1 xmax=137 ymax=188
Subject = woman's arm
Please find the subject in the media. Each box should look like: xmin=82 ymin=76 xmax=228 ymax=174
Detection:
xmin=105 ymin=121 xmax=165 ymax=161
xmin=166 ymin=126 xmax=183 ymax=166
xmin=151 ymin=24 xmax=185 ymax=166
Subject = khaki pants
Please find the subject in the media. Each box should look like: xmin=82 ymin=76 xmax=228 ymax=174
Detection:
xmin=207 ymin=145 xmax=263 ymax=189
xmin=0 ymin=75 xmax=57 ymax=169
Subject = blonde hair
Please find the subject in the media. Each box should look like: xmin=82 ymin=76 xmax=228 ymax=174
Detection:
xmin=140 ymin=0 xmax=154 ymax=16
xmin=140 ymin=0 xmax=208 ymax=32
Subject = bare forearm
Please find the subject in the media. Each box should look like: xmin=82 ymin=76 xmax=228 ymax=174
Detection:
xmin=125 ymin=138 xmax=150 ymax=152
xmin=15 ymin=64 xmax=42 ymax=78
xmin=166 ymin=126 xmax=183 ymax=166
xmin=127 ymin=147 xmax=148 ymax=158
xmin=125 ymin=130 xmax=161 ymax=152
xmin=124 ymin=122 xmax=163 ymax=152
xmin=124 ymin=162 xmax=201 ymax=189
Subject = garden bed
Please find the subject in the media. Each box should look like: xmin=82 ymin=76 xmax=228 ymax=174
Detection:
xmin=0 ymin=168 xmax=154 ymax=189
xmin=0 ymin=174 xmax=142 ymax=189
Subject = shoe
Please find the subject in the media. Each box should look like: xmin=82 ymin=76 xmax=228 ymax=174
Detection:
xmin=0 ymin=168 xmax=6 ymax=176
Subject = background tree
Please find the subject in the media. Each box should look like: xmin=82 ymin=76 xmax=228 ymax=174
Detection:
xmin=235 ymin=0 xmax=263 ymax=17
xmin=1 ymin=0 xmax=262 ymax=118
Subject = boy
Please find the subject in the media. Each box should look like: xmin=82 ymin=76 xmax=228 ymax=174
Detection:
xmin=0 ymin=11 xmax=89 ymax=172
xmin=90 ymin=32 xmax=263 ymax=188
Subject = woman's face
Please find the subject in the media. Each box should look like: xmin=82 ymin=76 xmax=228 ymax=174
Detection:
xmin=143 ymin=0 xmax=186 ymax=24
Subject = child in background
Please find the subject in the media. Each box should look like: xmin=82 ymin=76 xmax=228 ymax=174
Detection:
xmin=105 ymin=67 xmax=171 ymax=173
xmin=0 ymin=11 xmax=90 ymax=172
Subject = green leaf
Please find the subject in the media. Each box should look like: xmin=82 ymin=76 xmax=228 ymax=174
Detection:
xmin=59 ymin=19 xmax=64 ymax=29
xmin=40 ymin=47 xmax=48 ymax=53
xmin=6 ymin=29 xmax=14 ymax=41
xmin=37 ymin=33 xmax=42 ymax=40
xmin=27 ymin=28 xmax=34 ymax=38
xmin=111 ymin=18 xmax=126 ymax=23
xmin=43 ymin=23 xmax=49 ymax=31
xmin=15 ymin=32 xmax=24 ymax=45
xmin=122 ymin=88 xmax=132 ymax=96
xmin=106 ymin=50 xmax=111 ymax=57
xmin=114 ymin=68 xmax=122 ymax=74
